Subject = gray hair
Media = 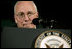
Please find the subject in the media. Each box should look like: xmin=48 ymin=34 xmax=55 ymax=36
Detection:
xmin=14 ymin=1 xmax=38 ymax=14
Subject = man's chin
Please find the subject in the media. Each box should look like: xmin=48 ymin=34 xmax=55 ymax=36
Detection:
xmin=17 ymin=24 xmax=36 ymax=28
xmin=18 ymin=26 xmax=29 ymax=28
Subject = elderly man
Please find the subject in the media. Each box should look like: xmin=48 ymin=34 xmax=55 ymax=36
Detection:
xmin=14 ymin=1 xmax=39 ymax=29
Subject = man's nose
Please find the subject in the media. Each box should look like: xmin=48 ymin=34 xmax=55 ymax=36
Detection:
xmin=24 ymin=15 xmax=29 ymax=22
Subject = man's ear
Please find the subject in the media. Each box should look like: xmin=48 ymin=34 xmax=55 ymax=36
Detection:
xmin=36 ymin=12 xmax=39 ymax=18
xmin=14 ymin=15 xmax=18 ymax=24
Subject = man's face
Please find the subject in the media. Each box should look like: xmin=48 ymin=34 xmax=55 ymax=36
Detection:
xmin=14 ymin=1 xmax=38 ymax=28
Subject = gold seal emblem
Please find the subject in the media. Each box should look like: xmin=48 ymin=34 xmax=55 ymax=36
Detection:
xmin=35 ymin=30 xmax=71 ymax=48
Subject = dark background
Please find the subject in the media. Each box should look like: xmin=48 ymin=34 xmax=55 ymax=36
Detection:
xmin=0 ymin=0 xmax=71 ymax=29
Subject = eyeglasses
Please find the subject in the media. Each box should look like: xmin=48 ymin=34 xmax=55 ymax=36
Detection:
xmin=16 ymin=11 xmax=36 ymax=18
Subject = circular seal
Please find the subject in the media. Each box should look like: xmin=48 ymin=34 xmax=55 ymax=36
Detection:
xmin=35 ymin=30 xmax=71 ymax=48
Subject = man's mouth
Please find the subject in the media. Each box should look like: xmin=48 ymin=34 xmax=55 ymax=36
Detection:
xmin=23 ymin=23 xmax=33 ymax=26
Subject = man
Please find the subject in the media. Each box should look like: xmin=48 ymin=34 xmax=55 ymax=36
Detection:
xmin=14 ymin=1 xmax=39 ymax=29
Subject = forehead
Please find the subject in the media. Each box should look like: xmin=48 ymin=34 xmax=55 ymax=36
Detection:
xmin=15 ymin=1 xmax=36 ymax=13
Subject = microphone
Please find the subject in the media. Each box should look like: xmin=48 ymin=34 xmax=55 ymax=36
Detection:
xmin=32 ymin=18 xmax=57 ymax=29
xmin=32 ymin=18 xmax=43 ymax=25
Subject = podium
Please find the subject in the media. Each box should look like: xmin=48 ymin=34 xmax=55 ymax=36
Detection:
xmin=1 ymin=27 xmax=71 ymax=48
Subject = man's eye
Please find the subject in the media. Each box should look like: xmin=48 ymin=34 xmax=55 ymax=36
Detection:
xmin=28 ymin=13 xmax=32 ymax=16
xmin=28 ymin=12 xmax=34 ymax=16
xmin=21 ymin=13 xmax=24 ymax=15
xmin=17 ymin=12 xmax=24 ymax=16
xmin=19 ymin=12 xmax=24 ymax=16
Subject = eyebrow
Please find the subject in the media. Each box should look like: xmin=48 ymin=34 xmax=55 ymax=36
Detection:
xmin=17 ymin=11 xmax=35 ymax=15
xmin=27 ymin=11 xmax=34 ymax=14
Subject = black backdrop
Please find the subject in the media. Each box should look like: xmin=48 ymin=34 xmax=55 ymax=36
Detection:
xmin=0 ymin=0 xmax=71 ymax=29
